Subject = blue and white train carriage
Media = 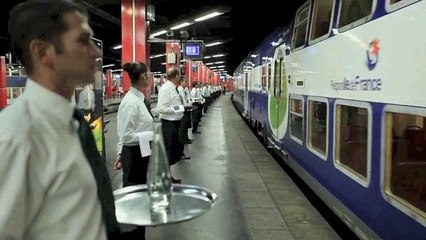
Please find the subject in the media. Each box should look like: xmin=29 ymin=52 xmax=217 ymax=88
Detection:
xmin=232 ymin=0 xmax=426 ymax=239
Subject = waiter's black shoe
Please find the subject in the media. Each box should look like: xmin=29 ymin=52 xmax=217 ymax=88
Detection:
xmin=172 ymin=177 xmax=182 ymax=183
xmin=181 ymin=155 xmax=191 ymax=160
xmin=185 ymin=140 xmax=193 ymax=144
xmin=192 ymin=131 xmax=201 ymax=134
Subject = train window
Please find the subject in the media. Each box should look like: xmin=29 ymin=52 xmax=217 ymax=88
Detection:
xmin=386 ymin=0 xmax=418 ymax=12
xmin=334 ymin=101 xmax=371 ymax=187
xmin=280 ymin=58 xmax=286 ymax=97
xmin=267 ymin=63 xmax=272 ymax=92
xmin=338 ymin=0 xmax=373 ymax=30
xmin=310 ymin=0 xmax=334 ymax=41
xmin=307 ymin=98 xmax=328 ymax=159
xmin=262 ymin=65 xmax=267 ymax=91
xmin=292 ymin=3 xmax=310 ymax=50
xmin=290 ymin=96 xmax=304 ymax=142
xmin=383 ymin=107 xmax=426 ymax=218
xmin=274 ymin=59 xmax=283 ymax=97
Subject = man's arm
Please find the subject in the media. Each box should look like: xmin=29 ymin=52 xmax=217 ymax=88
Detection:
xmin=0 ymin=139 xmax=40 ymax=239
xmin=155 ymin=86 xmax=175 ymax=114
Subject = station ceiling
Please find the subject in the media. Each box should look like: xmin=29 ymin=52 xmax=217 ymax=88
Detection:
xmin=1 ymin=0 xmax=305 ymax=74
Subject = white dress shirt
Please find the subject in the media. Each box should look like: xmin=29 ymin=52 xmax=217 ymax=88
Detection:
xmin=77 ymin=85 xmax=95 ymax=110
xmin=191 ymin=88 xmax=200 ymax=99
xmin=0 ymin=79 xmax=106 ymax=240
xmin=117 ymin=87 xmax=154 ymax=155
xmin=155 ymin=80 xmax=184 ymax=121
xmin=177 ymin=85 xmax=189 ymax=106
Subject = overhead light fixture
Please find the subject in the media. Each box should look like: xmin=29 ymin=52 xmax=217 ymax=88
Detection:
xmin=214 ymin=61 xmax=224 ymax=64
xmin=170 ymin=22 xmax=192 ymax=30
xmin=194 ymin=11 xmax=223 ymax=22
xmin=212 ymin=54 xmax=226 ymax=58
xmin=206 ymin=62 xmax=214 ymax=66
xmin=150 ymin=30 xmax=167 ymax=38
xmin=112 ymin=44 xmax=122 ymax=50
xmin=150 ymin=54 xmax=165 ymax=59
xmin=102 ymin=64 xmax=115 ymax=68
xmin=205 ymin=41 xmax=223 ymax=47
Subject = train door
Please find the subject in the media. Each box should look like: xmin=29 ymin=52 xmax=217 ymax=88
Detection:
xmin=268 ymin=45 xmax=289 ymax=140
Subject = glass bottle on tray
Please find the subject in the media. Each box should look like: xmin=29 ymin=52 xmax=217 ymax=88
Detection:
xmin=147 ymin=119 xmax=172 ymax=211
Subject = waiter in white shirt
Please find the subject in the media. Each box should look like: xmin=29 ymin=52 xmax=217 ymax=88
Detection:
xmin=177 ymin=76 xmax=192 ymax=160
xmin=77 ymin=83 xmax=95 ymax=122
xmin=155 ymin=67 xmax=184 ymax=183
xmin=190 ymin=81 xmax=203 ymax=134
xmin=1 ymin=1 xmax=120 ymax=239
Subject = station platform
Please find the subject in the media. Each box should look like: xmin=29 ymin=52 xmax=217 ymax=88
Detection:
xmin=103 ymin=94 xmax=341 ymax=240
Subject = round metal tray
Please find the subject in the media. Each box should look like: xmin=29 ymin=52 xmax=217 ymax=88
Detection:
xmin=113 ymin=184 xmax=218 ymax=226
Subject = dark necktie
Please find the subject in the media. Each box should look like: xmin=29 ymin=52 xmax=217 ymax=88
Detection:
xmin=73 ymin=109 xmax=120 ymax=239
xmin=144 ymin=98 xmax=153 ymax=118
xmin=184 ymin=89 xmax=188 ymax=98
xmin=176 ymin=87 xmax=184 ymax=105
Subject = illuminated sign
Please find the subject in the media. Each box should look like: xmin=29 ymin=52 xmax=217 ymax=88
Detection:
xmin=183 ymin=41 xmax=204 ymax=60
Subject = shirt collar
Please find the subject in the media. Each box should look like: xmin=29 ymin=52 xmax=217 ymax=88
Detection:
xmin=129 ymin=86 xmax=145 ymax=100
xmin=165 ymin=80 xmax=177 ymax=88
xmin=24 ymin=78 xmax=75 ymax=125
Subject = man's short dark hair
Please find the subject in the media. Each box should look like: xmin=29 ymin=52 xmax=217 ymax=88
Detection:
xmin=166 ymin=67 xmax=180 ymax=80
xmin=8 ymin=0 xmax=88 ymax=74
xmin=179 ymin=75 xmax=188 ymax=83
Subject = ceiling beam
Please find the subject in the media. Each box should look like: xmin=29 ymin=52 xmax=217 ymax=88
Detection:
xmin=80 ymin=1 xmax=121 ymax=26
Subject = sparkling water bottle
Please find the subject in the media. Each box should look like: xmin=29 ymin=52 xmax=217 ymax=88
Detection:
xmin=147 ymin=119 xmax=172 ymax=211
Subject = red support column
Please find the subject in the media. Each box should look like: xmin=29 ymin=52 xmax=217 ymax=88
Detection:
xmin=197 ymin=61 xmax=203 ymax=83
xmin=121 ymin=0 xmax=147 ymax=93
xmin=0 ymin=57 xmax=7 ymax=109
xmin=184 ymin=60 xmax=192 ymax=88
xmin=192 ymin=61 xmax=198 ymax=84
xmin=105 ymin=69 xmax=113 ymax=98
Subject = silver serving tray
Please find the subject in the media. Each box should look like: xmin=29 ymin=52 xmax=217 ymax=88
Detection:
xmin=113 ymin=184 xmax=218 ymax=226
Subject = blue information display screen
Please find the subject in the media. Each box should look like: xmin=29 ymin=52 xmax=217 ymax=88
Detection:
xmin=183 ymin=41 xmax=203 ymax=60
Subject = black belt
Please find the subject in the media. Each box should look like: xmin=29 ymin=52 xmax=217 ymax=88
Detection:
xmin=161 ymin=119 xmax=181 ymax=122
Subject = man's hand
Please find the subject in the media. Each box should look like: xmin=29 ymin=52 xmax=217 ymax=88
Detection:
xmin=113 ymin=155 xmax=122 ymax=170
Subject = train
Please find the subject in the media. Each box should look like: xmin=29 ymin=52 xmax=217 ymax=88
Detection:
xmin=231 ymin=0 xmax=426 ymax=239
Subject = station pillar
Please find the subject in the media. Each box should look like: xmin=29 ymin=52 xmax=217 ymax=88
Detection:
xmin=105 ymin=69 xmax=113 ymax=98
xmin=121 ymin=0 xmax=148 ymax=93
xmin=0 ymin=57 xmax=6 ymax=109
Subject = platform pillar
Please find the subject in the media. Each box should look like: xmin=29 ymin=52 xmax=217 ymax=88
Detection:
xmin=121 ymin=0 xmax=147 ymax=93
xmin=0 ymin=57 xmax=7 ymax=109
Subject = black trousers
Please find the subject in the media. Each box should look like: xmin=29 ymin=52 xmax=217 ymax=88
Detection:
xmin=121 ymin=145 xmax=149 ymax=187
xmin=179 ymin=111 xmax=191 ymax=143
xmin=121 ymin=145 xmax=148 ymax=240
xmin=161 ymin=119 xmax=182 ymax=165
xmin=192 ymin=104 xmax=202 ymax=132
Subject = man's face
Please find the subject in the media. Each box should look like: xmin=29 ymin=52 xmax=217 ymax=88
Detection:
xmin=140 ymin=71 xmax=150 ymax=88
xmin=52 ymin=11 xmax=101 ymax=86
